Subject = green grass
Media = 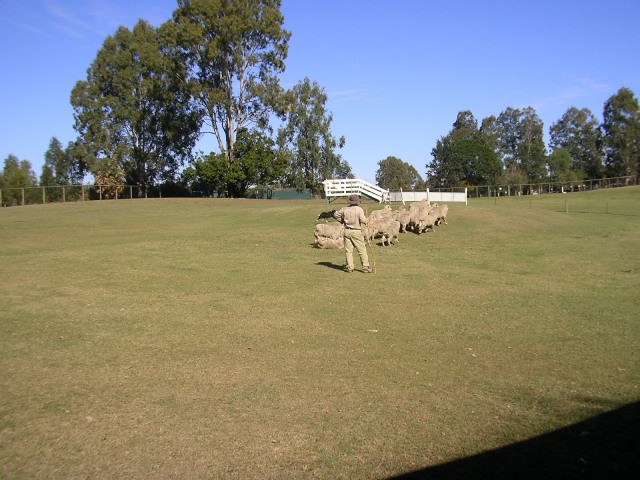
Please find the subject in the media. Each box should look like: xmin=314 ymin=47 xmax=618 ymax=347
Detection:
xmin=1 ymin=189 xmax=639 ymax=479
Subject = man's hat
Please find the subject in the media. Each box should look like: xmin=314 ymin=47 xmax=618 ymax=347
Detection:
xmin=348 ymin=194 xmax=361 ymax=205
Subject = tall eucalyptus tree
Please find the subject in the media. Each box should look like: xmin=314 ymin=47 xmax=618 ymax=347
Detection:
xmin=277 ymin=77 xmax=350 ymax=195
xmin=170 ymin=0 xmax=290 ymax=196
xmin=550 ymin=107 xmax=603 ymax=179
xmin=71 ymin=20 xmax=201 ymax=195
xmin=602 ymin=87 xmax=640 ymax=178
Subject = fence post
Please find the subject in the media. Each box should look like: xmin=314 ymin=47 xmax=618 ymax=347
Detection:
xmin=22 ymin=189 xmax=25 ymax=206
xmin=62 ymin=186 xmax=66 ymax=203
xmin=42 ymin=187 xmax=46 ymax=204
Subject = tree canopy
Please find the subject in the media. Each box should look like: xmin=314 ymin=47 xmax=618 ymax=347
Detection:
xmin=549 ymin=107 xmax=603 ymax=179
xmin=602 ymin=87 xmax=640 ymax=178
xmin=185 ymin=127 xmax=287 ymax=197
xmin=170 ymin=0 xmax=290 ymax=196
xmin=427 ymin=111 xmax=501 ymax=187
xmin=71 ymin=19 xmax=201 ymax=195
xmin=1 ymin=155 xmax=37 ymax=205
xmin=375 ymin=156 xmax=423 ymax=190
xmin=277 ymin=77 xmax=350 ymax=195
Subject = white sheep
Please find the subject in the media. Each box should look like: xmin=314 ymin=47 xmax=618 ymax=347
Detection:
xmin=429 ymin=203 xmax=449 ymax=225
xmin=408 ymin=200 xmax=430 ymax=232
xmin=367 ymin=204 xmax=393 ymax=224
xmin=314 ymin=222 xmax=344 ymax=240
xmin=415 ymin=210 xmax=436 ymax=234
xmin=314 ymin=222 xmax=344 ymax=249
xmin=366 ymin=219 xmax=400 ymax=246
xmin=314 ymin=235 xmax=344 ymax=249
xmin=395 ymin=208 xmax=412 ymax=232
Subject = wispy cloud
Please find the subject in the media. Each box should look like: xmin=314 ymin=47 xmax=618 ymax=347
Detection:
xmin=531 ymin=78 xmax=612 ymax=113
xmin=44 ymin=0 xmax=106 ymax=39
xmin=328 ymin=88 xmax=374 ymax=103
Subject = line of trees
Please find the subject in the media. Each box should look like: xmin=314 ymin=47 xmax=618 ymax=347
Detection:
xmin=374 ymin=87 xmax=640 ymax=191
xmin=1 ymin=0 xmax=349 ymax=201
xmin=422 ymin=87 xmax=640 ymax=189
xmin=2 ymin=1 xmax=639 ymax=200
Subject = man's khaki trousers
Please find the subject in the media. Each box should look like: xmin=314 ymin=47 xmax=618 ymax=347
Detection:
xmin=343 ymin=228 xmax=370 ymax=271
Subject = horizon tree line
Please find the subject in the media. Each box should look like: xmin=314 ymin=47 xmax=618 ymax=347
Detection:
xmin=2 ymin=1 xmax=639 ymax=199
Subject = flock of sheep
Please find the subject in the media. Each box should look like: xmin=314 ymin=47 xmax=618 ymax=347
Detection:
xmin=313 ymin=200 xmax=449 ymax=249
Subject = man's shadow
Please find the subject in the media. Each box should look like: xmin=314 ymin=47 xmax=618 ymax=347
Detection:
xmin=316 ymin=261 xmax=345 ymax=271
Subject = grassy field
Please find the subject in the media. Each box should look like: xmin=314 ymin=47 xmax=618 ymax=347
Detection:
xmin=1 ymin=187 xmax=639 ymax=479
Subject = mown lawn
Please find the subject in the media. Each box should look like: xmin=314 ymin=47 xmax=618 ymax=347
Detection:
xmin=1 ymin=188 xmax=639 ymax=479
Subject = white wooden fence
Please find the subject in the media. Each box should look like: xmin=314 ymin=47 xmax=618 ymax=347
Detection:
xmin=323 ymin=179 xmax=468 ymax=205
xmin=390 ymin=188 xmax=468 ymax=205
xmin=323 ymin=178 xmax=390 ymax=203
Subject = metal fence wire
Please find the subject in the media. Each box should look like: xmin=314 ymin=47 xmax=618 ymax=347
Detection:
xmin=0 ymin=175 xmax=637 ymax=207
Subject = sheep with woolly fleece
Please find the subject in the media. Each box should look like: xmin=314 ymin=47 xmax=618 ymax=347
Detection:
xmin=415 ymin=210 xmax=436 ymax=234
xmin=365 ymin=218 xmax=400 ymax=246
xmin=314 ymin=236 xmax=344 ymax=249
xmin=408 ymin=200 xmax=431 ymax=232
xmin=367 ymin=204 xmax=394 ymax=224
xmin=429 ymin=203 xmax=449 ymax=225
xmin=395 ymin=208 xmax=412 ymax=232
xmin=314 ymin=222 xmax=344 ymax=249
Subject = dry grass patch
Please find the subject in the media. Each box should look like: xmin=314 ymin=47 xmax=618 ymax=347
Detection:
xmin=1 ymin=190 xmax=639 ymax=478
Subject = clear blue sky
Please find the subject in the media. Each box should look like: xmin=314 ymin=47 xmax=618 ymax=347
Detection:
xmin=2 ymin=0 xmax=639 ymax=184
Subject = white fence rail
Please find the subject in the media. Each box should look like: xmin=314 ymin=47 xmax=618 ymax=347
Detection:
xmin=323 ymin=178 xmax=390 ymax=203
xmin=323 ymin=179 xmax=468 ymax=204
xmin=389 ymin=188 xmax=468 ymax=205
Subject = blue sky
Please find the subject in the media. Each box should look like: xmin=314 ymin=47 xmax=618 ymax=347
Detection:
xmin=1 ymin=0 xmax=639 ymax=184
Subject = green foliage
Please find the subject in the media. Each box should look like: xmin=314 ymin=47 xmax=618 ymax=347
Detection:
xmin=496 ymin=107 xmax=547 ymax=182
xmin=71 ymin=20 xmax=201 ymax=195
xmin=375 ymin=156 xmax=424 ymax=190
xmin=182 ymin=153 xmax=225 ymax=197
xmin=234 ymin=128 xmax=288 ymax=191
xmin=498 ymin=165 xmax=529 ymax=189
xmin=42 ymin=137 xmax=88 ymax=187
xmin=427 ymin=111 xmax=501 ymax=187
xmin=171 ymin=0 xmax=290 ymax=189
xmin=187 ymin=128 xmax=288 ymax=197
xmin=278 ymin=77 xmax=350 ymax=195
xmin=1 ymin=154 xmax=37 ymax=205
xmin=39 ymin=164 xmax=56 ymax=189
xmin=602 ymin=87 xmax=640 ymax=178
xmin=546 ymin=147 xmax=576 ymax=183
xmin=549 ymin=107 xmax=603 ymax=179
xmin=44 ymin=138 xmax=67 ymax=185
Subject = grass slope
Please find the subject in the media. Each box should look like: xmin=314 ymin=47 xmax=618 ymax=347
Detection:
xmin=1 ymin=188 xmax=639 ymax=479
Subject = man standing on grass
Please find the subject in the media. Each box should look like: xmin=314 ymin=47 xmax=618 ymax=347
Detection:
xmin=333 ymin=194 xmax=371 ymax=273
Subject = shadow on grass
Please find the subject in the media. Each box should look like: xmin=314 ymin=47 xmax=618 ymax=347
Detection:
xmin=388 ymin=401 xmax=640 ymax=480
xmin=316 ymin=261 xmax=346 ymax=271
